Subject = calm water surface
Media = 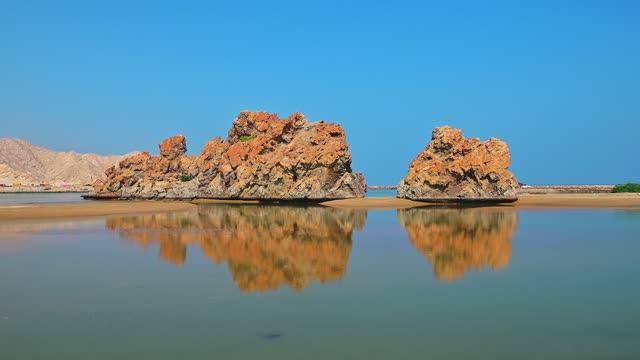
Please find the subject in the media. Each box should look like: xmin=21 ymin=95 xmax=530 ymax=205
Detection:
xmin=1 ymin=204 xmax=639 ymax=359
xmin=0 ymin=193 xmax=85 ymax=205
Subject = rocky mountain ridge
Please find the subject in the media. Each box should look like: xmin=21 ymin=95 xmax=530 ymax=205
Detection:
xmin=0 ymin=138 xmax=131 ymax=186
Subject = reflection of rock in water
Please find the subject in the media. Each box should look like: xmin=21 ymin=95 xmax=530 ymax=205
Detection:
xmin=397 ymin=207 xmax=517 ymax=281
xmin=106 ymin=205 xmax=367 ymax=292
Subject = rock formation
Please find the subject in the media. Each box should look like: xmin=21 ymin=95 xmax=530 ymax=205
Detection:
xmin=89 ymin=111 xmax=366 ymax=200
xmin=398 ymin=207 xmax=517 ymax=281
xmin=397 ymin=126 xmax=518 ymax=202
xmin=106 ymin=205 xmax=367 ymax=292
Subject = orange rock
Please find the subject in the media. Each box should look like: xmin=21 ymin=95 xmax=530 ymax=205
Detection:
xmin=159 ymin=135 xmax=186 ymax=159
xmin=89 ymin=111 xmax=366 ymax=200
xmin=398 ymin=126 xmax=518 ymax=202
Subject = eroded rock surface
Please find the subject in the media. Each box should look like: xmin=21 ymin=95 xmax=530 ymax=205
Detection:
xmin=398 ymin=207 xmax=517 ymax=281
xmin=90 ymin=111 xmax=366 ymax=200
xmin=106 ymin=205 xmax=366 ymax=292
xmin=398 ymin=126 xmax=518 ymax=202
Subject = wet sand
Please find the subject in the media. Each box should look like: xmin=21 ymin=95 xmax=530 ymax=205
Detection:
xmin=514 ymin=193 xmax=640 ymax=209
xmin=323 ymin=194 xmax=640 ymax=209
xmin=0 ymin=201 xmax=197 ymax=220
xmin=321 ymin=197 xmax=428 ymax=209
xmin=0 ymin=193 xmax=638 ymax=220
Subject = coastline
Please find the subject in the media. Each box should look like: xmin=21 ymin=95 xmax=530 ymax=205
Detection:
xmin=514 ymin=193 xmax=640 ymax=209
xmin=0 ymin=193 xmax=638 ymax=221
xmin=323 ymin=193 xmax=640 ymax=209
xmin=0 ymin=201 xmax=197 ymax=221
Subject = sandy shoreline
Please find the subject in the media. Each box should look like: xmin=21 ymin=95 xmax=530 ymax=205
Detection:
xmin=513 ymin=193 xmax=640 ymax=209
xmin=323 ymin=194 xmax=640 ymax=209
xmin=0 ymin=201 xmax=197 ymax=221
xmin=0 ymin=193 xmax=638 ymax=220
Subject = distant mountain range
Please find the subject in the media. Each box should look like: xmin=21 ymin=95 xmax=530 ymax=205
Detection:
xmin=0 ymin=138 xmax=132 ymax=186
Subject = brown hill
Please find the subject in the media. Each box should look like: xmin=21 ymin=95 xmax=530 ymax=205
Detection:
xmin=0 ymin=138 xmax=132 ymax=186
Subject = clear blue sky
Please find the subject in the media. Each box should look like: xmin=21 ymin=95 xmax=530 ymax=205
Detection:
xmin=2 ymin=0 xmax=638 ymax=185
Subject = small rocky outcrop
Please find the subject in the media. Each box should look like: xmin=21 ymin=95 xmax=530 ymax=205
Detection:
xmin=397 ymin=126 xmax=518 ymax=202
xmin=89 ymin=111 xmax=366 ymax=200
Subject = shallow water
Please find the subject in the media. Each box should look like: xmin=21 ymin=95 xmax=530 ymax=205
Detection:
xmin=0 ymin=192 xmax=85 ymax=205
xmin=366 ymin=189 xmax=397 ymax=197
xmin=1 ymin=204 xmax=639 ymax=359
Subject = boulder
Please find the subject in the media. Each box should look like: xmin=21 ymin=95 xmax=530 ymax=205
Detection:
xmin=397 ymin=126 xmax=518 ymax=202
xmin=159 ymin=135 xmax=187 ymax=159
xmin=88 ymin=111 xmax=366 ymax=200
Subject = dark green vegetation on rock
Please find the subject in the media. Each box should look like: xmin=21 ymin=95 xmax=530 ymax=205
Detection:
xmin=239 ymin=135 xmax=256 ymax=142
xmin=180 ymin=174 xmax=194 ymax=182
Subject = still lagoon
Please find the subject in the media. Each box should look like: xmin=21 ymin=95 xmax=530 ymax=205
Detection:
xmin=1 ymin=203 xmax=639 ymax=359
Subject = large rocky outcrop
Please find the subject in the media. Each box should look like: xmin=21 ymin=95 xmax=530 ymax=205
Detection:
xmin=106 ymin=205 xmax=366 ymax=292
xmin=398 ymin=126 xmax=518 ymax=202
xmin=398 ymin=208 xmax=517 ymax=281
xmin=89 ymin=111 xmax=366 ymax=200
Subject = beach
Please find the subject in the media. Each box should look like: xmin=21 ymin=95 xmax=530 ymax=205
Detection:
xmin=1 ymin=193 xmax=638 ymax=220
xmin=324 ymin=193 xmax=640 ymax=209
xmin=513 ymin=193 xmax=640 ymax=208
xmin=0 ymin=201 xmax=197 ymax=220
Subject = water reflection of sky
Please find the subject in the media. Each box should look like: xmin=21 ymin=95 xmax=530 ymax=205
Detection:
xmin=0 ymin=192 xmax=85 ymax=205
xmin=1 ymin=206 xmax=639 ymax=359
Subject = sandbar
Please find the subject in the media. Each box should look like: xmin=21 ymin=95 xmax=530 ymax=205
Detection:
xmin=322 ymin=193 xmax=640 ymax=210
xmin=1 ymin=193 xmax=638 ymax=221
xmin=0 ymin=201 xmax=197 ymax=220
xmin=514 ymin=193 xmax=640 ymax=209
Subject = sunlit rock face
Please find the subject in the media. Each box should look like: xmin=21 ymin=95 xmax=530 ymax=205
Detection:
xmin=106 ymin=205 xmax=367 ymax=292
xmin=90 ymin=111 xmax=366 ymax=200
xmin=397 ymin=207 xmax=517 ymax=281
xmin=398 ymin=126 xmax=518 ymax=202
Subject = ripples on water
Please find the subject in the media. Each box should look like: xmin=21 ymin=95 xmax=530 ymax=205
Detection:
xmin=0 ymin=204 xmax=639 ymax=359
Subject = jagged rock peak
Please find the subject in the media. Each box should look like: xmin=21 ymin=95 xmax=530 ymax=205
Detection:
xmin=159 ymin=135 xmax=186 ymax=159
xmin=397 ymin=126 xmax=518 ymax=202
xmin=227 ymin=111 xmax=309 ymax=144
